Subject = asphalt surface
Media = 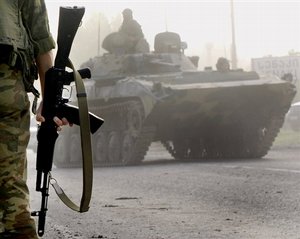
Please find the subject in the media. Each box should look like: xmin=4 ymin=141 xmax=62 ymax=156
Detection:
xmin=27 ymin=143 xmax=300 ymax=239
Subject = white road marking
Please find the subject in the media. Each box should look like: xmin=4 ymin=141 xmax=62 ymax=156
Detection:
xmin=223 ymin=165 xmax=300 ymax=174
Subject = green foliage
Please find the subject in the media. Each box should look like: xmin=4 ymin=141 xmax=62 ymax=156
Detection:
xmin=272 ymin=128 xmax=300 ymax=149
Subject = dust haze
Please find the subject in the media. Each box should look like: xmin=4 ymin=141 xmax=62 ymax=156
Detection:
xmin=45 ymin=0 xmax=300 ymax=71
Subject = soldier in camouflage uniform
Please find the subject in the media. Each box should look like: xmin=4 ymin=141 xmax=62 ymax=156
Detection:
xmin=0 ymin=1 xmax=63 ymax=238
xmin=118 ymin=8 xmax=149 ymax=53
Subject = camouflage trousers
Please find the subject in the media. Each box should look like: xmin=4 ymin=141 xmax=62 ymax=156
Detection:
xmin=0 ymin=64 xmax=38 ymax=239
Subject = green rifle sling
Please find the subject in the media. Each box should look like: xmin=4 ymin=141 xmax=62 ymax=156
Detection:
xmin=51 ymin=59 xmax=93 ymax=213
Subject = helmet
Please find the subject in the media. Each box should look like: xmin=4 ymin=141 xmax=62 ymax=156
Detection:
xmin=216 ymin=57 xmax=230 ymax=72
xmin=122 ymin=8 xmax=133 ymax=16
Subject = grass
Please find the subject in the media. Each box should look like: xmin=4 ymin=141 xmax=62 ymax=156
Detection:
xmin=272 ymin=127 xmax=300 ymax=149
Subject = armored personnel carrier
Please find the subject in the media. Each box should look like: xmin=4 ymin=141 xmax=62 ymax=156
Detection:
xmin=53 ymin=32 xmax=296 ymax=167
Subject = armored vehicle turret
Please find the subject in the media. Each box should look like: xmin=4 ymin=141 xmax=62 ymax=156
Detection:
xmin=53 ymin=32 xmax=296 ymax=167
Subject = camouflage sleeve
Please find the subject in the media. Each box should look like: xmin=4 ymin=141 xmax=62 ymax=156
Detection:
xmin=21 ymin=0 xmax=55 ymax=56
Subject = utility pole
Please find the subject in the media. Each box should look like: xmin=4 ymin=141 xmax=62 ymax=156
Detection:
xmin=164 ymin=7 xmax=168 ymax=31
xmin=97 ymin=13 xmax=101 ymax=56
xmin=205 ymin=43 xmax=213 ymax=67
xmin=230 ymin=0 xmax=238 ymax=69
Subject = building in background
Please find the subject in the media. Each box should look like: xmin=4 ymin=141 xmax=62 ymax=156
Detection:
xmin=251 ymin=54 xmax=300 ymax=102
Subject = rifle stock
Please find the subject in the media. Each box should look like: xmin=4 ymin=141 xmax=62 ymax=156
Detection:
xmin=32 ymin=6 xmax=103 ymax=236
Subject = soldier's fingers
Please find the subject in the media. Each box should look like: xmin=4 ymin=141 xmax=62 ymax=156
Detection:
xmin=36 ymin=113 xmax=45 ymax=122
xmin=56 ymin=126 xmax=62 ymax=131
xmin=61 ymin=117 xmax=69 ymax=125
xmin=53 ymin=116 xmax=63 ymax=126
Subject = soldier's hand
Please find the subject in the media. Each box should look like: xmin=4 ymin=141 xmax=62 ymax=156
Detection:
xmin=35 ymin=101 xmax=71 ymax=131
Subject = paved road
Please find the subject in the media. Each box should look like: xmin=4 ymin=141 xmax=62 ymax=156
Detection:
xmin=27 ymin=144 xmax=300 ymax=239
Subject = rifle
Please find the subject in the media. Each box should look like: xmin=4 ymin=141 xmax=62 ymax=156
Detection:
xmin=31 ymin=6 xmax=103 ymax=236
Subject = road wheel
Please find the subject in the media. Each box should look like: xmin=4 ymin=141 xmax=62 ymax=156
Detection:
xmin=70 ymin=134 xmax=82 ymax=163
xmin=107 ymin=131 xmax=121 ymax=163
xmin=127 ymin=105 xmax=143 ymax=134
xmin=93 ymin=131 xmax=107 ymax=163
xmin=121 ymin=132 xmax=135 ymax=165
xmin=53 ymin=135 xmax=69 ymax=166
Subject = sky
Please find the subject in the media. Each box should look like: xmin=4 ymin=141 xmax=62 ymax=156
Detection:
xmin=44 ymin=0 xmax=300 ymax=70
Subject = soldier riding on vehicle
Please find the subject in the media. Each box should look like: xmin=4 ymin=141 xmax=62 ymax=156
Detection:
xmin=102 ymin=8 xmax=149 ymax=54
